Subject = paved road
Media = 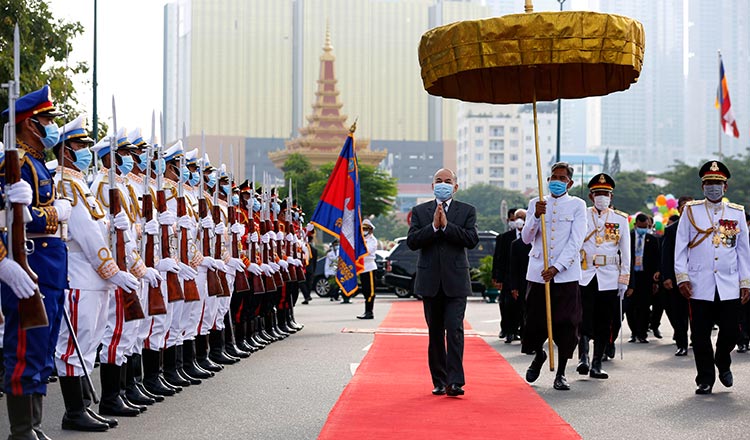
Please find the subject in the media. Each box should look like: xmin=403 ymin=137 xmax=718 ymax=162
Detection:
xmin=16 ymin=295 xmax=750 ymax=439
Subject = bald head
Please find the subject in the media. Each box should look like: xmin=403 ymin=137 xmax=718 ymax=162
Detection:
xmin=432 ymin=168 xmax=458 ymax=200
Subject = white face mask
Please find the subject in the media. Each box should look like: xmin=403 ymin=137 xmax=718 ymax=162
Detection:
xmin=515 ymin=218 xmax=525 ymax=229
xmin=594 ymin=195 xmax=611 ymax=211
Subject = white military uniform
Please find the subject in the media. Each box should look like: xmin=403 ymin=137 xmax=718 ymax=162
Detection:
xmin=675 ymin=199 xmax=750 ymax=300
xmin=522 ymin=193 xmax=587 ymax=283
xmin=580 ymin=207 xmax=631 ymax=290
xmin=54 ymin=167 xmax=118 ymax=376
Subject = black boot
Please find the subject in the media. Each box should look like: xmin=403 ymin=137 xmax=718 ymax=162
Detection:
xmin=6 ymin=394 xmax=35 ymax=440
xmin=124 ymin=355 xmax=155 ymax=406
xmin=98 ymin=363 xmax=140 ymax=417
xmin=289 ymin=308 xmax=304 ymax=330
xmin=119 ymin=360 xmax=147 ymax=413
xmin=209 ymin=329 xmax=240 ymax=365
xmin=576 ymin=336 xmax=590 ymax=375
xmin=235 ymin=321 xmax=257 ymax=353
xmin=31 ymin=393 xmax=51 ymax=440
xmin=255 ymin=317 xmax=275 ymax=345
xmin=224 ymin=316 xmax=251 ymax=359
xmin=589 ymin=341 xmax=609 ymax=379
xmin=277 ymin=308 xmax=296 ymax=334
xmin=246 ymin=319 xmax=267 ymax=350
xmin=141 ymin=349 xmax=176 ymax=397
xmin=272 ymin=309 xmax=290 ymax=338
xmin=59 ymin=376 xmax=109 ymax=432
xmin=176 ymin=344 xmax=202 ymax=385
xmin=196 ymin=334 xmax=224 ymax=372
xmin=131 ymin=353 xmax=163 ymax=402
xmin=163 ymin=345 xmax=191 ymax=387
xmin=183 ymin=340 xmax=214 ymax=379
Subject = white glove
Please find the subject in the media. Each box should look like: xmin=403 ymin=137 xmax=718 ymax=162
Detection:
xmin=214 ymin=222 xmax=226 ymax=236
xmin=261 ymin=232 xmax=270 ymax=244
xmin=618 ymin=284 xmax=627 ymax=300
xmin=231 ymin=222 xmax=245 ymax=236
xmin=276 ymin=231 xmax=284 ymax=241
xmin=260 ymin=263 xmax=273 ymax=276
xmin=6 ymin=181 xmax=33 ymax=206
xmin=290 ymin=258 xmax=302 ymax=267
xmin=247 ymin=262 xmax=263 ymax=276
xmin=200 ymin=216 xmax=214 ymax=230
xmin=158 ymin=210 xmax=176 ymax=226
xmin=250 ymin=232 xmax=259 ymax=243
xmin=53 ymin=198 xmax=72 ymax=222
xmin=200 ymin=256 xmax=215 ymax=269
xmin=306 ymin=223 xmax=314 ymax=232
xmin=270 ymin=262 xmax=280 ymax=272
xmin=177 ymin=215 xmax=195 ymax=232
xmin=278 ymin=259 xmax=289 ymax=270
xmin=109 ymin=270 xmax=140 ymax=292
xmin=141 ymin=267 xmax=163 ymax=287
xmin=0 ymin=258 xmax=35 ymax=299
xmin=227 ymin=257 xmax=246 ymax=272
xmin=285 ymin=233 xmax=294 ymax=242
xmin=113 ymin=211 xmax=130 ymax=231
xmin=177 ymin=262 xmax=197 ymax=281
xmin=144 ymin=219 xmax=159 ymax=236
xmin=155 ymin=257 xmax=180 ymax=273
xmin=215 ymin=260 xmax=229 ymax=273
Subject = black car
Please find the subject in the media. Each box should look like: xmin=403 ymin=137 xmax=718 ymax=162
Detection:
xmin=310 ymin=251 xmax=388 ymax=298
xmin=384 ymin=231 xmax=498 ymax=298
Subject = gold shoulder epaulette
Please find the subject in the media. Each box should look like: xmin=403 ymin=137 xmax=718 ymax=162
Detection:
xmin=728 ymin=202 xmax=745 ymax=211
xmin=686 ymin=200 xmax=705 ymax=206
xmin=613 ymin=209 xmax=629 ymax=218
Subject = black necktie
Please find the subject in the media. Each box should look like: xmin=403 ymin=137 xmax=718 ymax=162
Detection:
xmin=442 ymin=201 xmax=448 ymax=213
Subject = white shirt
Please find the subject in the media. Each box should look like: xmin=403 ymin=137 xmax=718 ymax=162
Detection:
xmin=362 ymin=234 xmax=378 ymax=273
xmin=579 ymin=206 xmax=631 ymax=290
xmin=522 ymin=193 xmax=587 ymax=284
xmin=432 ymin=198 xmax=452 ymax=232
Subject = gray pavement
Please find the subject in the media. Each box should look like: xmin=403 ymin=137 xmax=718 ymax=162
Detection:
xmin=7 ymin=295 xmax=750 ymax=439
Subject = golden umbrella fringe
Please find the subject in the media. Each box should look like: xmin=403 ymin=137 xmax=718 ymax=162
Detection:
xmin=418 ymin=1 xmax=645 ymax=372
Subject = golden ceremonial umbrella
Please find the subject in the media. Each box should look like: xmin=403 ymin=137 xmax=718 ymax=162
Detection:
xmin=419 ymin=0 xmax=644 ymax=370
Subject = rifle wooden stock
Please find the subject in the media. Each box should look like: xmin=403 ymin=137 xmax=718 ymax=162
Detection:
xmin=283 ymin=220 xmax=298 ymax=282
xmin=229 ymin=206 xmax=251 ymax=294
xmin=258 ymin=218 xmax=277 ymax=291
xmin=273 ymin=220 xmax=291 ymax=283
xmin=6 ymin=149 xmax=49 ymax=329
xmin=247 ymin=212 xmax=266 ymax=293
xmin=288 ymin=221 xmax=306 ymax=282
xmin=213 ymin=204 xmax=231 ymax=298
xmin=157 ymin=190 xmax=184 ymax=302
xmin=200 ymin=198 xmax=223 ymax=297
xmin=143 ymin=191 xmax=167 ymax=316
xmin=177 ymin=195 xmax=201 ymax=302
xmin=110 ymin=187 xmax=145 ymax=322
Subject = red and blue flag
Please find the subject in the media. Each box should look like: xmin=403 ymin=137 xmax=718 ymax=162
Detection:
xmin=715 ymin=55 xmax=740 ymax=138
xmin=310 ymin=131 xmax=367 ymax=297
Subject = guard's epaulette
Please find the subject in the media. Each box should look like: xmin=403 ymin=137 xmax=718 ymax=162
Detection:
xmin=727 ymin=202 xmax=745 ymax=211
xmin=613 ymin=209 xmax=629 ymax=218
xmin=686 ymin=200 xmax=705 ymax=206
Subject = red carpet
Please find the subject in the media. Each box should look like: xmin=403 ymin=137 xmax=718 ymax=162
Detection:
xmin=318 ymin=302 xmax=580 ymax=440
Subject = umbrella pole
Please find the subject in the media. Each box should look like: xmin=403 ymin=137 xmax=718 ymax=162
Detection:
xmin=532 ymin=88 xmax=555 ymax=372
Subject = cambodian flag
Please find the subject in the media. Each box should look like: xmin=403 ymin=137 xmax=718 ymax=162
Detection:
xmin=716 ymin=55 xmax=740 ymax=138
xmin=310 ymin=131 xmax=367 ymax=297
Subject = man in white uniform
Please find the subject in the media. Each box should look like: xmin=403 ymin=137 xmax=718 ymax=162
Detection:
xmin=356 ymin=219 xmax=378 ymax=319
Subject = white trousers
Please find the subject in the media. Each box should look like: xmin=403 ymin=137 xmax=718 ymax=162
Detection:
xmin=55 ymin=289 xmax=109 ymax=376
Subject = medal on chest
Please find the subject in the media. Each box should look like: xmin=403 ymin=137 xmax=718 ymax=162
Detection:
xmin=718 ymin=219 xmax=739 ymax=248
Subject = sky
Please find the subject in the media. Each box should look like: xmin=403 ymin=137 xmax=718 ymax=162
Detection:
xmin=47 ymin=0 xmax=166 ymax=140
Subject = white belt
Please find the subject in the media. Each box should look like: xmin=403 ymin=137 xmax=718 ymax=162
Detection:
xmin=27 ymin=231 xmax=64 ymax=240
xmin=590 ymin=254 xmax=619 ymax=267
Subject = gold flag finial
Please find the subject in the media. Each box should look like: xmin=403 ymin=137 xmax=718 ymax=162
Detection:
xmin=349 ymin=118 xmax=358 ymax=134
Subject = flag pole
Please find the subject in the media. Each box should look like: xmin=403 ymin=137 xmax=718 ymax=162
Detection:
xmin=718 ymin=50 xmax=723 ymax=161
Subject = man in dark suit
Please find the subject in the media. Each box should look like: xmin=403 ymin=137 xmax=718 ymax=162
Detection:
xmin=407 ymin=168 xmax=479 ymax=397
xmin=508 ymin=235 xmax=532 ymax=343
xmin=493 ymin=208 xmax=517 ymax=340
xmin=661 ymin=198 xmax=692 ymax=356
xmin=300 ymin=227 xmax=318 ymax=304
xmin=626 ymin=213 xmax=660 ymax=343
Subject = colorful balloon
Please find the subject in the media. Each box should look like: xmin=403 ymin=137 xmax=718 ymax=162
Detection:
xmin=655 ymin=194 xmax=667 ymax=206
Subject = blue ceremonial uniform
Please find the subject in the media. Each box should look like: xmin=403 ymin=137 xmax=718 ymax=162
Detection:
xmin=1 ymin=142 xmax=68 ymax=396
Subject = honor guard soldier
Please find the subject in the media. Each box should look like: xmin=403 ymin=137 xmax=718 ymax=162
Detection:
xmin=521 ymin=162 xmax=587 ymax=391
xmin=675 ymin=160 xmax=750 ymax=395
xmin=577 ymin=173 xmax=630 ymax=380
xmin=52 ymin=115 xmax=141 ymax=431
xmin=1 ymin=85 xmax=71 ymax=439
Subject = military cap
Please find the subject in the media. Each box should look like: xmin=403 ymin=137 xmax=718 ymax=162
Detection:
xmin=699 ymin=160 xmax=730 ymax=182
xmin=127 ymin=127 xmax=149 ymax=147
xmin=239 ymin=179 xmax=252 ymax=193
xmin=59 ymin=114 xmax=95 ymax=145
xmin=2 ymin=85 xmax=63 ymax=123
xmin=198 ymin=153 xmax=216 ymax=172
xmin=91 ymin=137 xmax=112 ymax=158
xmin=115 ymin=127 xmax=136 ymax=150
xmin=184 ymin=148 xmax=199 ymax=166
xmin=163 ymin=140 xmax=184 ymax=162
xmin=588 ymin=173 xmax=615 ymax=192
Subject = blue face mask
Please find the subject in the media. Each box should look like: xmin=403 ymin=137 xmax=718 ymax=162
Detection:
xmin=231 ymin=195 xmax=239 ymax=206
xmin=180 ymin=166 xmax=191 ymax=184
xmin=272 ymin=201 xmax=280 ymax=214
xmin=636 ymin=227 xmax=648 ymax=236
xmin=549 ymin=180 xmax=568 ymax=196
xmin=117 ymin=154 xmax=134 ymax=175
xmin=222 ymin=184 xmax=231 ymax=196
xmin=136 ymin=153 xmax=148 ymax=171
xmin=72 ymin=147 xmax=92 ymax=171
xmin=33 ymin=120 xmax=60 ymax=149
xmin=433 ymin=182 xmax=454 ymax=202
xmin=189 ymin=172 xmax=200 ymax=186
xmin=206 ymin=174 xmax=217 ymax=189
xmin=293 ymin=212 xmax=299 ymax=221
xmin=153 ymin=159 xmax=166 ymax=175
xmin=252 ymin=198 xmax=261 ymax=212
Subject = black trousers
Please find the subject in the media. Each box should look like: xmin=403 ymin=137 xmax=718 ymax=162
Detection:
xmin=359 ymin=271 xmax=375 ymax=314
xmin=650 ymin=286 xmax=667 ymax=331
xmin=690 ymin=291 xmax=740 ymax=386
xmin=587 ymin=279 xmax=620 ymax=358
xmin=500 ymin=287 xmax=521 ymax=336
xmin=626 ymin=271 xmax=652 ymax=339
xmin=665 ymin=287 xmax=689 ymax=349
xmin=580 ymin=281 xmax=595 ymax=339
xmin=737 ymin=301 xmax=750 ymax=346
xmin=422 ymin=288 xmax=467 ymax=387
xmin=522 ymin=281 xmax=582 ymax=360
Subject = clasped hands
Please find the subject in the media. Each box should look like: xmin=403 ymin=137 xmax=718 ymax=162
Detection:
xmin=433 ymin=204 xmax=447 ymax=230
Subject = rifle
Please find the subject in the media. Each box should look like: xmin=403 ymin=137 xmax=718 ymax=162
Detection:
xmin=263 ymin=176 xmax=283 ymax=287
xmin=142 ymin=113 xmax=167 ymax=315
xmin=176 ymin=125 xmax=201 ymax=302
xmin=229 ymin=144 xmax=251 ymax=294
xmin=288 ymin=179 xmax=306 ymax=281
xmin=199 ymin=131 xmax=223 ymax=296
xmin=246 ymin=166 xmax=266 ymax=293
xmin=213 ymin=144 xmax=230 ymax=297
xmin=110 ymin=96 xmax=144 ymax=322
xmin=1 ymin=25 xmax=48 ymax=329
xmin=271 ymin=186 xmax=291 ymax=283
xmin=157 ymin=113 xmax=184 ymax=303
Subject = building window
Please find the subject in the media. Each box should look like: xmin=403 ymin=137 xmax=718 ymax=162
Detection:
xmin=475 ymin=126 xmax=484 ymax=133
xmin=475 ymin=140 xmax=483 ymax=148
xmin=489 ymin=140 xmax=504 ymax=151
xmin=489 ymin=153 xmax=504 ymax=165
xmin=510 ymin=127 xmax=518 ymax=134
xmin=490 ymin=126 xmax=504 ymax=137
xmin=511 ymin=182 xmax=518 ymax=188
xmin=489 ymin=167 xmax=504 ymax=178
xmin=510 ymin=168 xmax=518 ymax=175
xmin=409 ymin=154 xmax=418 ymax=159
xmin=476 ymin=167 xmax=483 ymax=175
xmin=510 ymin=154 xmax=518 ymax=161
xmin=510 ymin=140 xmax=518 ymax=147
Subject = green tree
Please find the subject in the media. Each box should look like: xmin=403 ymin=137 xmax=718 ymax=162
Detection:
xmin=281 ymin=154 xmax=324 ymax=215
xmin=1 ymin=1 xmax=88 ymax=116
xmin=370 ymin=214 xmax=408 ymax=242
xmin=660 ymin=162 xmax=702 ymax=202
xmin=454 ymin=183 xmax=527 ymax=232
xmin=610 ymin=170 xmax=660 ymax=214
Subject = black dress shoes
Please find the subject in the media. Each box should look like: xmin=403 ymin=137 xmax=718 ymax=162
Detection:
xmin=589 ymin=359 xmax=609 ymax=379
xmin=637 ymin=337 xmax=649 ymax=343
xmin=356 ymin=313 xmax=374 ymax=320
xmin=605 ymin=343 xmax=616 ymax=359
xmin=675 ymin=347 xmax=688 ymax=357
xmin=695 ymin=384 xmax=713 ymax=395
xmin=505 ymin=334 xmax=514 ymax=344
xmin=737 ymin=344 xmax=748 ymax=353
xmin=553 ymin=376 xmax=570 ymax=391
xmin=628 ymin=336 xmax=636 ymax=343
xmin=652 ymin=328 xmax=663 ymax=339
xmin=525 ymin=350 xmax=547 ymax=383
xmin=432 ymin=386 xmax=446 ymax=396
xmin=499 ymin=331 xmax=507 ymax=339
xmin=719 ymin=370 xmax=733 ymax=388
xmin=446 ymin=384 xmax=465 ymax=396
